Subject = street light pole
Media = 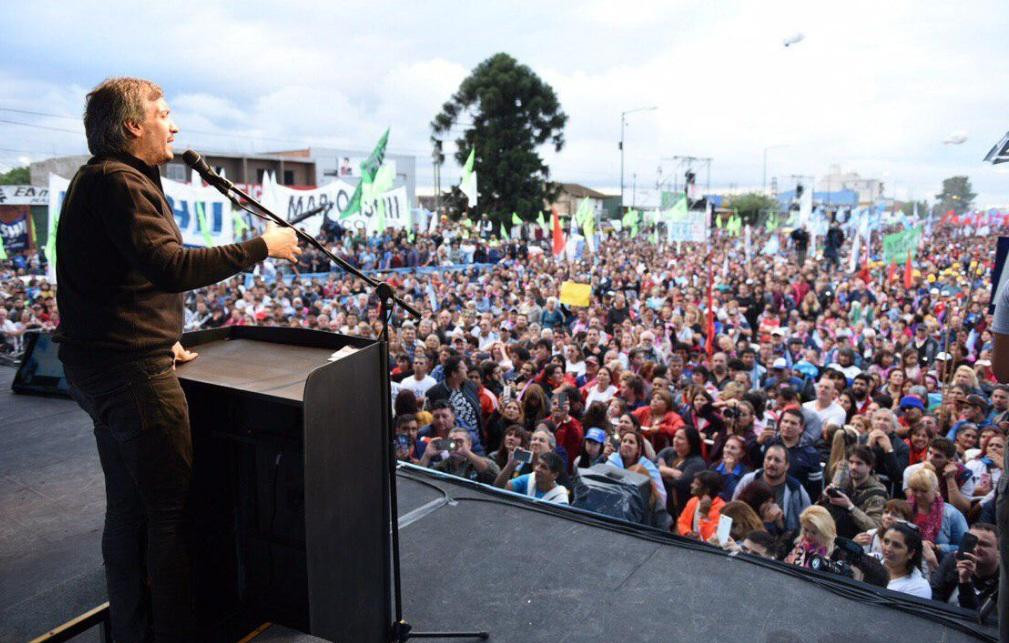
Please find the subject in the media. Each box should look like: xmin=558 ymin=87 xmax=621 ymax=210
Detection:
xmin=620 ymin=106 xmax=657 ymax=210
xmin=763 ymin=144 xmax=788 ymax=193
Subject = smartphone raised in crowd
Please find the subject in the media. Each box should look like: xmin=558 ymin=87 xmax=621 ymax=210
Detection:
xmin=433 ymin=438 xmax=459 ymax=452
xmin=513 ymin=448 xmax=533 ymax=464
xmin=957 ymin=532 xmax=979 ymax=560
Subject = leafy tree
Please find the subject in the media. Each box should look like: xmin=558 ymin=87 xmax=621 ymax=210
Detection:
xmin=725 ymin=192 xmax=778 ymax=225
xmin=431 ymin=53 xmax=567 ymax=224
xmin=934 ymin=176 xmax=976 ymax=215
xmin=0 ymin=166 xmax=29 ymax=185
xmin=899 ymin=200 xmax=929 ymax=218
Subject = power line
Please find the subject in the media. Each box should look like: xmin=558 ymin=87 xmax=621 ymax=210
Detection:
xmin=0 ymin=106 xmax=431 ymax=156
xmin=0 ymin=118 xmax=82 ymax=134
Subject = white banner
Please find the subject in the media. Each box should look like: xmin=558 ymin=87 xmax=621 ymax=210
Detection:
xmin=666 ymin=210 xmax=708 ymax=243
xmin=46 ymin=174 xmax=71 ymax=281
xmin=161 ymin=171 xmax=234 ymax=247
xmin=260 ymin=174 xmax=411 ymax=236
xmin=0 ymin=185 xmax=49 ymax=205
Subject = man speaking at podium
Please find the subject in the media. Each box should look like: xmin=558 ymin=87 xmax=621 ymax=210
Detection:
xmin=53 ymin=77 xmax=301 ymax=642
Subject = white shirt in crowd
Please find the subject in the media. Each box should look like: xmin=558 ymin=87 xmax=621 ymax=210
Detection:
xmin=401 ymin=373 xmax=437 ymax=403
xmin=801 ymin=399 xmax=847 ymax=429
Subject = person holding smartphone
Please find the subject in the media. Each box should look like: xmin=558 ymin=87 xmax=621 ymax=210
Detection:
xmin=431 ymin=428 xmax=500 ymax=485
xmin=929 ymin=524 xmax=1000 ymax=614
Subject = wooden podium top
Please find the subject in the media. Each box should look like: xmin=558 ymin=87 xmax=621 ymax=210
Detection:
xmin=175 ymin=337 xmax=343 ymax=403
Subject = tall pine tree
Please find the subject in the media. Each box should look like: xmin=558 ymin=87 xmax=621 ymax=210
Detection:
xmin=431 ymin=53 xmax=567 ymax=226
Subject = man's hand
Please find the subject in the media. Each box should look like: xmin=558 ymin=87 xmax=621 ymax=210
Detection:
xmin=172 ymin=341 xmax=198 ymax=369
xmin=943 ymin=462 xmax=959 ymax=480
xmin=757 ymin=428 xmax=776 ymax=445
xmin=825 ymin=486 xmax=854 ymax=510
xmin=762 ymin=502 xmax=784 ymax=526
xmin=262 ymin=222 xmax=302 ymax=263
xmin=956 ymin=552 xmax=977 ymax=584
xmin=853 ymin=531 xmax=873 ymax=546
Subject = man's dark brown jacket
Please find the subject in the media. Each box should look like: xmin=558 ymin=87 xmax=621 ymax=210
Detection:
xmin=54 ymin=153 xmax=267 ymax=362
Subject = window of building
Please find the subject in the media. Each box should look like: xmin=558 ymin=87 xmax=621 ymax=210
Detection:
xmin=284 ymin=170 xmax=294 ymax=185
xmin=166 ymin=163 xmax=187 ymax=182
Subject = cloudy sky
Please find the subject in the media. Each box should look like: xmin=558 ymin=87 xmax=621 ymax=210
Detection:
xmin=2 ymin=0 xmax=1008 ymax=206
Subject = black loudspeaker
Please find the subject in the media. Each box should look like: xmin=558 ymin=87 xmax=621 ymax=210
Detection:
xmin=177 ymin=326 xmax=390 ymax=642
xmin=572 ymin=464 xmax=652 ymax=524
xmin=11 ymin=330 xmax=70 ymax=396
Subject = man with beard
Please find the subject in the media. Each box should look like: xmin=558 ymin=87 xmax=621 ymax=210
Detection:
xmin=851 ymin=373 xmax=874 ymax=415
xmin=733 ymin=444 xmax=812 ymax=533
xmin=821 ymin=445 xmax=888 ymax=538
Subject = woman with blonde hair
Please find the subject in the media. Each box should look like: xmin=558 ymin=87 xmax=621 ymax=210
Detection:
xmin=785 ymin=505 xmax=837 ymax=568
xmin=906 ymin=465 xmax=967 ymax=568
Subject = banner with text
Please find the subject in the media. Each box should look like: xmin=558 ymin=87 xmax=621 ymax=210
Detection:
xmin=666 ymin=209 xmax=708 ymax=243
xmin=162 ymin=172 xmax=234 ymax=247
xmin=0 ymin=207 xmax=32 ymax=252
xmin=0 ymin=185 xmax=49 ymax=205
xmin=260 ymin=175 xmax=411 ymax=236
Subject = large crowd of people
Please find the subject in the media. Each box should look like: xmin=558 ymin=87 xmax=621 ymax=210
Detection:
xmin=0 ymin=209 xmax=1002 ymax=617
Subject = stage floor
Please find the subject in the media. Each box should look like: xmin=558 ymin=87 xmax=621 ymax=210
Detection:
xmin=0 ymin=366 xmax=995 ymax=642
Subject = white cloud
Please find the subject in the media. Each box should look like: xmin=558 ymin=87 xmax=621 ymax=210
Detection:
xmin=0 ymin=0 xmax=1007 ymax=202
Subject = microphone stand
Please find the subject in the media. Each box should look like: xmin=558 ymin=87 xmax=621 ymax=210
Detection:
xmin=220 ymin=182 xmax=488 ymax=642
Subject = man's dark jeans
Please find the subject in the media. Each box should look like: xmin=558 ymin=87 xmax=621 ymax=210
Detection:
xmin=63 ymin=353 xmax=194 ymax=642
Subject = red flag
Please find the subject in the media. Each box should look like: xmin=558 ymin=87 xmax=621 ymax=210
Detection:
xmin=903 ymin=253 xmax=914 ymax=289
xmin=887 ymin=263 xmax=897 ymax=283
xmin=704 ymin=265 xmax=715 ymax=357
xmin=551 ymin=206 xmax=565 ymax=257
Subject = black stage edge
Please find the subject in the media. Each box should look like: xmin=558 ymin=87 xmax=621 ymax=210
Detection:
xmin=2 ymin=364 xmax=999 ymax=642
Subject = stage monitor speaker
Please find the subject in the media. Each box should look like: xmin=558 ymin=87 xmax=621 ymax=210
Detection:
xmin=572 ymin=463 xmax=651 ymax=524
xmin=11 ymin=330 xmax=69 ymax=397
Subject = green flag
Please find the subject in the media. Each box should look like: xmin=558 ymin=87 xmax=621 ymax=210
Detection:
xmin=0 ymin=231 xmax=7 ymax=260
xmin=341 ymin=128 xmax=390 ymax=220
xmin=574 ymin=197 xmax=593 ymax=227
xmin=459 ymin=148 xmax=478 ymax=206
xmin=512 ymin=212 xmax=523 ymax=225
xmin=500 ymin=221 xmax=510 ymax=240
xmin=407 ymin=226 xmax=415 ymax=243
xmin=623 ymin=209 xmax=640 ymax=236
xmin=233 ymin=211 xmax=248 ymax=238
xmin=715 ymin=213 xmax=723 ymax=229
xmin=194 ymin=201 xmax=214 ymax=247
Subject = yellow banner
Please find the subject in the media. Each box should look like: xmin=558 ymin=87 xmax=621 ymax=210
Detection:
xmin=559 ymin=281 xmax=592 ymax=307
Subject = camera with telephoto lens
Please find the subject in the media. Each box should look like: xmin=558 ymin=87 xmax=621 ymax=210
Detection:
xmin=809 ymin=555 xmax=854 ymax=578
xmin=809 ymin=537 xmax=863 ymax=579
xmin=723 ymin=406 xmax=741 ymax=420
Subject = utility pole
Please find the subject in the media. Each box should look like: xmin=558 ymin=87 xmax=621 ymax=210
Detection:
xmin=620 ymin=106 xmax=657 ymax=210
xmin=432 ymin=139 xmax=443 ymax=217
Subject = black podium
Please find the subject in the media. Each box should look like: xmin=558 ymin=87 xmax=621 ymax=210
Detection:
xmin=176 ymin=326 xmax=389 ymax=642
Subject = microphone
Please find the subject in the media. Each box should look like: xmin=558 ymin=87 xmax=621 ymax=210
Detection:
xmin=182 ymin=150 xmax=233 ymax=193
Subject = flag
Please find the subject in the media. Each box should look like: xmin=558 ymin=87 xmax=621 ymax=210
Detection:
xmin=848 ymin=227 xmax=861 ymax=273
xmin=622 ymin=209 xmax=640 ymax=236
xmin=499 ymin=221 xmax=510 ymax=240
xmin=428 ymin=210 xmax=439 ymax=233
xmin=887 ymin=263 xmax=897 ymax=283
xmin=233 ymin=211 xmax=248 ymax=238
xmin=705 ymin=265 xmax=715 ymax=357
xmin=762 ymin=234 xmax=780 ymax=256
xmin=559 ymin=281 xmax=592 ymax=307
xmin=511 ymin=212 xmax=523 ymax=225
xmin=551 ymin=207 xmax=565 ymax=257
xmin=904 ymin=252 xmax=914 ymax=289
xmin=342 ymin=128 xmax=390 ymax=219
xmin=984 ymin=131 xmax=1009 ymax=165
xmin=195 ymin=201 xmax=214 ymax=247
xmin=0 ymin=232 xmax=6 ymax=260
xmin=459 ymin=148 xmax=478 ymax=206
xmin=581 ymin=202 xmax=596 ymax=252
xmin=744 ymin=224 xmax=751 ymax=262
